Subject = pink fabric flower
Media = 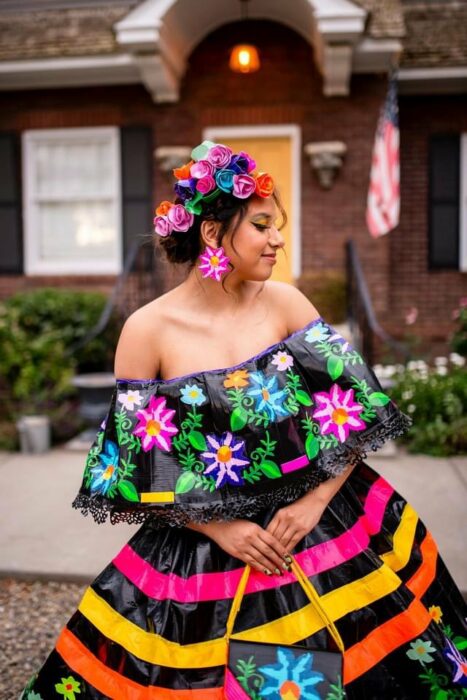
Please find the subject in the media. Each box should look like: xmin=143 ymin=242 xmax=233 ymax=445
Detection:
xmin=196 ymin=175 xmax=216 ymax=194
xmin=167 ymin=204 xmax=194 ymax=232
xmin=206 ymin=144 xmax=233 ymax=169
xmin=312 ymin=384 xmax=366 ymax=443
xmin=232 ymin=173 xmax=256 ymax=199
xmin=153 ymin=215 xmax=173 ymax=237
xmin=190 ymin=160 xmax=214 ymax=178
xmin=133 ymin=395 xmax=179 ymax=452
xmin=197 ymin=245 xmax=230 ymax=281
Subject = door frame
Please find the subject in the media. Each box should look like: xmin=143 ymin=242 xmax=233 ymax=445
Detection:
xmin=203 ymin=124 xmax=302 ymax=280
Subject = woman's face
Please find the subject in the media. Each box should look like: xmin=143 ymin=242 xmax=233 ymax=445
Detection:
xmin=222 ymin=195 xmax=285 ymax=281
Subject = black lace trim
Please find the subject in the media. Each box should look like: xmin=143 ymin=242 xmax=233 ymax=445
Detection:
xmin=72 ymin=407 xmax=412 ymax=528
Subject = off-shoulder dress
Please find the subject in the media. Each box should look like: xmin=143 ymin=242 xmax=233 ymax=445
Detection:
xmin=22 ymin=317 xmax=467 ymax=699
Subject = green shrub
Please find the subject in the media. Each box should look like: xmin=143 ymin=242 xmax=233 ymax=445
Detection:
xmin=388 ymin=360 xmax=467 ymax=456
xmin=449 ymin=298 xmax=467 ymax=357
xmin=0 ymin=288 xmax=121 ymax=448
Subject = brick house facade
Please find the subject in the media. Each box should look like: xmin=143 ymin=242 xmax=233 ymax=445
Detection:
xmin=0 ymin=0 xmax=466 ymax=360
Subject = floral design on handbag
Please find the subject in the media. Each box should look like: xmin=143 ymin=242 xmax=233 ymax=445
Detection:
xmin=224 ymin=556 xmax=346 ymax=699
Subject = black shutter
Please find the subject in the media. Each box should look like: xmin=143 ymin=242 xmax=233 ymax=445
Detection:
xmin=0 ymin=132 xmax=23 ymax=273
xmin=120 ymin=126 xmax=153 ymax=270
xmin=428 ymin=134 xmax=460 ymax=269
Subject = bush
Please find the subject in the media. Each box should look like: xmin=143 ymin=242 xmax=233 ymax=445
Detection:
xmin=383 ymin=356 xmax=467 ymax=456
xmin=296 ymin=271 xmax=347 ymax=323
xmin=449 ymin=297 xmax=467 ymax=357
xmin=0 ymin=288 xmax=121 ymax=448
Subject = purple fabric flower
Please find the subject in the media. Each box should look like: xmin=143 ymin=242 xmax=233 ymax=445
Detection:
xmin=230 ymin=152 xmax=255 ymax=174
xmin=190 ymin=160 xmax=214 ymax=178
xmin=200 ymin=431 xmax=250 ymax=488
xmin=206 ymin=144 xmax=233 ymax=169
xmin=215 ymin=168 xmax=235 ymax=193
xmin=196 ymin=174 xmax=216 ymax=194
xmin=153 ymin=215 xmax=173 ymax=237
xmin=167 ymin=204 xmax=194 ymax=232
xmin=174 ymin=178 xmax=197 ymax=201
xmin=232 ymin=173 xmax=256 ymax=199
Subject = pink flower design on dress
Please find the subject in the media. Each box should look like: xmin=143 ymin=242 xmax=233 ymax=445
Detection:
xmin=198 ymin=245 xmax=230 ymax=281
xmin=271 ymin=351 xmax=294 ymax=371
xmin=133 ymin=395 xmax=179 ymax=452
xmin=312 ymin=384 xmax=366 ymax=443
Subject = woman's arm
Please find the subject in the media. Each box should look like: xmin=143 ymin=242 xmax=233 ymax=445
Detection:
xmin=265 ymin=463 xmax=356 ymax=552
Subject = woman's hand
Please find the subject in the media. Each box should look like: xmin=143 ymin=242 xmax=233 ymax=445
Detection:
xmin=188 ymin=519 xmax=289 ymax=576
xmin=265 ymin=490 xmax=328 ymax=553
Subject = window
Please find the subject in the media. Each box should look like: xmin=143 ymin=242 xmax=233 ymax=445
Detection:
xmin=22 ymin=127 xmax=122 ymax=275
xmin=428 ymin=132 xmax=467 ymax=272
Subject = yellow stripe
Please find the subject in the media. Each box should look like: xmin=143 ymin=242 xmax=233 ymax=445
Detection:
xmin=380 ymin=503 xmax=418 ymax=572
xmin=140 ymin=492 xmax=175 ymax=503
xmin=78 ymin=565 xmax=401 ymax=669
xmin=230 ymin=565 xmax=401 ymax=645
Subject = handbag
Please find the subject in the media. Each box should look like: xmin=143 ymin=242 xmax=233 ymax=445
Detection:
xmin=224 ymin=555 xmax=346 ymax=699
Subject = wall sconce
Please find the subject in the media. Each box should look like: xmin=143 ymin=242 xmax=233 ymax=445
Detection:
xmin=154 ymin=146 xmax=192 ymax=174
xmin=304 ymin=141 xmax=347 ymax=189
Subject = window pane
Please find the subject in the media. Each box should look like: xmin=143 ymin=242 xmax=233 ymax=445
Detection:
xmin=34 ymin=138 xmax=115 ymax=198
xmin=37 ymin=201 xmax=118 ymax=261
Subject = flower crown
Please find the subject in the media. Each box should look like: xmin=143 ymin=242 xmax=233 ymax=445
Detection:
xmin=153 ymin=139 xmax=275 ymax=237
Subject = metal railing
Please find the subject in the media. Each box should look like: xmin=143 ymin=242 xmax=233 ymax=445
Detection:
xmin=345 ymin=239 xmax=411 ymax=366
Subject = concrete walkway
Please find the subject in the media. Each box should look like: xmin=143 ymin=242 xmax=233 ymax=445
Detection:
xmin=0 ymin=445 xmax=466 ymax=592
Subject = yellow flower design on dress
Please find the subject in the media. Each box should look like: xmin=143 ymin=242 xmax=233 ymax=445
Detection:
xmin=428 ymin=605 xmax=443 ymax=624
xmin=224 ymin=369 xmax=250 ymax=388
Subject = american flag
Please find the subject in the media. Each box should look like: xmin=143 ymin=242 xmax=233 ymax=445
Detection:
xmin=366 ymin=67 xmax=400 ymax=237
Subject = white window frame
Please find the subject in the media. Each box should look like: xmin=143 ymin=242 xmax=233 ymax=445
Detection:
xmin=22 ymin=126 xmax=123 ymax=275
xmin=460 ymin=133 xmax=467 ymax=273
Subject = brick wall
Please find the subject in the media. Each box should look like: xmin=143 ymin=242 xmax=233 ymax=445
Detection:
xmin=0 ymin=18 xmax=465 ymax=358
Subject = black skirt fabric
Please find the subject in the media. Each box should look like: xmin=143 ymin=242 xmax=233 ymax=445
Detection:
xmin=23 ymin=461 xmax=467 ymax=699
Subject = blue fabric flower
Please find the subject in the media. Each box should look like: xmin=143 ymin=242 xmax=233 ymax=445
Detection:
xmin=304 ymin=323 xmax=331 ymax=344
xmin=246 ymin=372 xmax=291 ymax=421
xmin=215 ymin=168 xmax=235 ymax=193
xmin=180 ymin=383 xmax=207 ymax=406
xmin=90 ymin=440 xmax=119 ymax=495
xmin=258 ymin=646 xmax=325 ymax=699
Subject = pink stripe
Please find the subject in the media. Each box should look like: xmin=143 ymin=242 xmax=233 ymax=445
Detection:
xmin=224 ymin=669 xmax=251 ymax=700
xmin=281 ymin=454 xmax=310 ymax=473
xmin=112 ymin=476 xmax=394 ymax=604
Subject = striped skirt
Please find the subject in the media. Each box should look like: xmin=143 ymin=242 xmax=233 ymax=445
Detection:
xmin=23 ymin=461 xmax=467 ymax=699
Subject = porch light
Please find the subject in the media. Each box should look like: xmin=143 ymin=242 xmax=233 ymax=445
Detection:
xmin=229 ymin=44 xmax=260 ymax=73
xmin=229 ymin=0 xmax=260 ymax=74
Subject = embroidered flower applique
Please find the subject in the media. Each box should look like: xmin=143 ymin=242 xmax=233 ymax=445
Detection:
xmin=133 ymin=395 xmax=179 ymax=452
xmin=199 ymin=431 xmax=250 ymax=488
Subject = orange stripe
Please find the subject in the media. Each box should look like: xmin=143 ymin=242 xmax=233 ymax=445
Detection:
xmin=406 ymin=531 xmax=438 ymax=598
xmin=344 ymin=597 xmax=432 ymax=685
xmin=343 ymin=531 xmax=438 ymax=685
xmin=55 ymin=628 xmax=224 ymax=700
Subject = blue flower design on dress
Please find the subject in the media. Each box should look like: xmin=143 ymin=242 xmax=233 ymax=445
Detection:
xmin=258 ymin=646 xmax=325 ymax=699
xmin=89 ymin=440 xmax=119 ymax=495
xmin=245 ymin=372 xmax=291 ymax=422
xmin=442 ymin=636 xmax=467 ymax=687
xmin=199 ymin=431 xmax=250 ymax=488
xmin=180 ymin=382 xmax=207 ymax=406
xmin=304 ymin=323 xmax=330 ymax=344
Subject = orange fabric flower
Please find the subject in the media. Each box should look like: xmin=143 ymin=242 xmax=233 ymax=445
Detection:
xmin=155 ymin=201 xmax=174 ymax=216
xmin=255 ymin=172 xmax=274 ymax=197
xmin=428 ymin=605 xmax=443 ymax=624
xmin=173 ymin=160 xmax=195 ymax=180
xmin=223 ymin=369 xmax=250 ymax=388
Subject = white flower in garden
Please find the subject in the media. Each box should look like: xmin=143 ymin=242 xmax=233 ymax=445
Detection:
xmin=435 ymin=366 xmax=448 ymax=376
xmin=118 ymin=390 xmax=143 ymax=411
xmin=407 ymin=404 xmax=416 ymax=413
xmin=402 ymin=391 xmax=414 ymax=400
xmin=434 ymin=356 xmax=448 ymax=366
xmin=449 ymin=353 xmax=465 ymax=367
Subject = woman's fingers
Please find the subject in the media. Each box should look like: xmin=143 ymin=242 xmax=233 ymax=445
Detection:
xmin=248 ymin=544 xmax=285 ymax=575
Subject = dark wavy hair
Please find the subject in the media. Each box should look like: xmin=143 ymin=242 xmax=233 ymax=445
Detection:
xmin=155 ymin=189 xmax=288 ymax=290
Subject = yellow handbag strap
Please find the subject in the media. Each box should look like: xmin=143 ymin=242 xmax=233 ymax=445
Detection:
xmin=225 ymin=557 xmax=345 ymax=653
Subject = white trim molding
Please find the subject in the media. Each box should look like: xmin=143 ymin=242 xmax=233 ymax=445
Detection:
xmin=398 ymin=66 xmax=467 ymax=95
xmin=203 ymin=124 xmax=302 ymax=280
xmin=22 ymin=126 xmax=123 ymax=276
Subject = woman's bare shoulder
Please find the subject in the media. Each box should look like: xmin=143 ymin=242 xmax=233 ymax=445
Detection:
xmin=264 ymin=280 xmax=321 ymax=333
xmin=113 ymin=290 xmax=175 ymax=380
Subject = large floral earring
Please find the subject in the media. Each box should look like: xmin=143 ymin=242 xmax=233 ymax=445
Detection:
xmin=197 ymin=244 xmax=230 ymax=282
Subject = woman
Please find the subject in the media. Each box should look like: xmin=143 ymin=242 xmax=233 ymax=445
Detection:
xmin=23 ymin=140 xmax=467 ymax=699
